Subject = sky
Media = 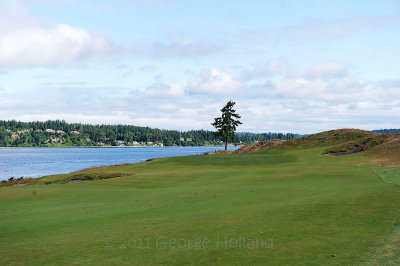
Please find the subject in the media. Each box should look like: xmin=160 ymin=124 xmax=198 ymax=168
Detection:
xmin=0 ymin=0 xmax=399 ymax=134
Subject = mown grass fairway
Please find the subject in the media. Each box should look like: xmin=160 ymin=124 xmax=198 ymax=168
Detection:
xmin=1 ymin=145 xmax=400 ymax=265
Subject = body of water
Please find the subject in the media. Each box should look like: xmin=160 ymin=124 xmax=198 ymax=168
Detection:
xmin=0 ymin=146 xmax=237 ymax=181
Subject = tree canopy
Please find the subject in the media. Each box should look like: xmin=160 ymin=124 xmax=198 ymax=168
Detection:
xmin=211 ymin=101 xmax=242 ymax=150
xmin=0 ymin=119 xmax=295 ymax=147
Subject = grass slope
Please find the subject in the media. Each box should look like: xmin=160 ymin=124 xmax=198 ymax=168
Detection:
xmin=282 ymin=129 xmax=373 ymax=148
xmin=1 ymin=132 xmax=400 ymax=265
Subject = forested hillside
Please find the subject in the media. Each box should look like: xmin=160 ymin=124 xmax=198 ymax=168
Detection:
xmin=0 ymin=120 xmax=295 ymax=147
xmin=373 ymin=129 xmax=400 ymax=134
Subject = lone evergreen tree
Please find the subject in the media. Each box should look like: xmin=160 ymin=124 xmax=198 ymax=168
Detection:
xmin=211 ymin=101 xmax=242 ymax=150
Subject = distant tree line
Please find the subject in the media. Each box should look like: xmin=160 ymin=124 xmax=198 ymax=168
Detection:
xmin=0 ymin=120 xmax=295 ymax=147
xmin=372 ymin=129 xmax=400 ymax=134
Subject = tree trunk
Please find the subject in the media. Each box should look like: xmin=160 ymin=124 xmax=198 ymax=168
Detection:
xmin=225 ymin=140 xmax=228 ymax=151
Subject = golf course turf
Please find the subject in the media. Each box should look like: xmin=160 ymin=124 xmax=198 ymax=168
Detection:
xmin=1 ymin=130 xmax=400 ymax=265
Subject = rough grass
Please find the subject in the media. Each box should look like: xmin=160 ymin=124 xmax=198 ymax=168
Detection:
xmin=234 ymin=129 xmax=398 ymax=159
xmin=282 ymin=129 xmax=374 ymax=148
xmin=207 ymin=150 xmax=234 ymax=155
xmin=0 ymin=177 xmax=33 ymax=187
xmin=1 ymin=130 xmax=400 ymax=265
xmin=322 ymin=134 xmax=391 ymax=155
xmin=232 ymin=129 xmax=376 ymax=154
xmin=32 ymin=172 xmax=127 ymax=185
xmin=234 ymin=139 xmax=283 ymax=153
xmin=366 ymin=136 xmax=400 ymax=167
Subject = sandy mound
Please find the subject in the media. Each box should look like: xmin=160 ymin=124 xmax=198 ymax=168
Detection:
xmin=233 ymin=139 xmax=284 ymax=154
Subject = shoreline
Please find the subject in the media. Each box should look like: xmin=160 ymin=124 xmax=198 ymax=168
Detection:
xmin=0 ymin=146 xmax=239 ymax=182
xmin=0 ymin=145 xmax=238 ymax=149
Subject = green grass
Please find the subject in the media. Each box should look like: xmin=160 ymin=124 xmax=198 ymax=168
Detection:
xmin=1 ymin=146 xmax=400 ymax=265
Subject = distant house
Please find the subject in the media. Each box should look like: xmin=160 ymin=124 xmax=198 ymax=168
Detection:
xmin=147 ymin=142 xmax=153 ymax=145
xmin=132 ymin=141 xmax=139 ymax=145
xmin=56 ymin=130 xmax=65 ymax=134
xmin=17 ymin=129 xmax=29 ymax=134
xmin=186 ymin=138 xmax=192 ymax=142
xmin=179 ymin=137 xmax=185 ymax=141
xmin=117 ymin=140 xmax=124 ymax=144
xmin=45 ymin=129 xmax=55 ymax=133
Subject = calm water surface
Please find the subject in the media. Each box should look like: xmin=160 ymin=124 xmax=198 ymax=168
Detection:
xmin=0 ymin=146 xmax=237 ymax=181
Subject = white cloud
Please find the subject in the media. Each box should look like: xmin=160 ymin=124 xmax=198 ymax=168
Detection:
xmin=145 ymin=81 xmax=185 ymax=97
xmin=0 ymin=2 xmax=119 ymax=67
xmin=151 ymin=39 xmax=221 ymax=57
xmin=139 ymin=65 xmax=157 ymax=72
xmin=242 ymin=59 xmax=347 ymax=82
xmin=267 ymin=58 xmax=289 ymax=75
xmin=187 ymin=68 xmax=241 ymax=94
xmin=1 ymin=59 xmax=399 ymax=133
xmin=241 ymin=58 xmax=289 ymax=81
xmin=283 ymin=62 xmax=348 ymax=80
xmin=304 ymin=62 xmax=348 ymax=80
